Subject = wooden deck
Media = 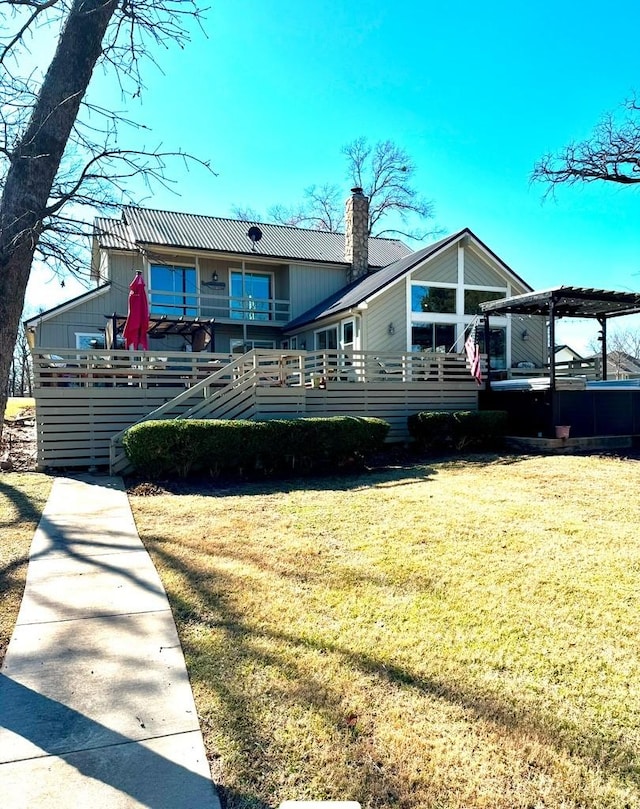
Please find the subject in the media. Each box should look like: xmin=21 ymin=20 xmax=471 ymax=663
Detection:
xmin=31 ymin=348 xmax=480 ymax=470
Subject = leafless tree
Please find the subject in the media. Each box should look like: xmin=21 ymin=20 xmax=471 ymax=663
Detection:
xmin=233 ymin=137 xmax=438 ymax=239
xmin=532 ymin=96 xmax=640 ymax=191
xmin=587 ymin=326 xmax=640 ymax=378
xmin=10 ymin=326 xmax=32 ymax=397
xmin=0 ymin=0 xmax=211 ymax=439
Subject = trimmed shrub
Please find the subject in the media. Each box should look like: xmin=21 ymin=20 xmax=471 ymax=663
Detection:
xmin=408 ymin=410 xmax=508 ymax=452
xmin=122 ymin=416 xmax=390 ymax=479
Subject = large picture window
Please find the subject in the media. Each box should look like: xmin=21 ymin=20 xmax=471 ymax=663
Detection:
xmin=150 ymin=264 xmax=197 ymax=316
xmin=411 ymin=285 xmax=456 ymax=314
xmin=230 ymin=271 xmax=272 ymax=320
xmin=464 ymin=289 xmax=506 ymax=315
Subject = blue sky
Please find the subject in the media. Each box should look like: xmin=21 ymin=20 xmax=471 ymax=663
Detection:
xmin=26 ymin=0 xmax=640 ymax=351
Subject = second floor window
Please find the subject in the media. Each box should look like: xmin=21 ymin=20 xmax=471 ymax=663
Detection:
xmin=149 ymin=264 xmax=197 ymax=317
xmin=230 ymin=271 xmax=272 ymax=320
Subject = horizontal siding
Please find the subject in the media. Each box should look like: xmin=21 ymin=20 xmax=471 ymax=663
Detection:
xmin=366 ymin=283 xmax=407 ymax=352
xmin=511 ymin=315 xmax=547 ymax=367
xmin=464 ymin=247 xmax=505 ymax=287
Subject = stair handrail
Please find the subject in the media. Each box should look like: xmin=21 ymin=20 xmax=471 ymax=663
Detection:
xmin=108 ymin=350 xmax=258 ymax=464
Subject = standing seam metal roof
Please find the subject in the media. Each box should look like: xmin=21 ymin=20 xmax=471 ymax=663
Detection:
xmin=284 ymin=227 xmax=531 ymax=331
xmin=94 ymin=207 xmax=411 ymax=268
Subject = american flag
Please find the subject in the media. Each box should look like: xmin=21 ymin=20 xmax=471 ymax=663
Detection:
xmin=464 ymin=323 xmax=483 ymax=386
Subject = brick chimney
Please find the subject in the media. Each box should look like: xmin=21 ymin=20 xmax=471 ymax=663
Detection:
xmin=345 ymin=187 xmax=369 ymax=282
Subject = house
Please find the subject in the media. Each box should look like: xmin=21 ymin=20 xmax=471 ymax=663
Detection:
xmin=26 ymin=188 xmax=546 ymax=469
xmin=555 ymin=344 xmax=584 ymax=364
xmin=602 ymin=350 xmax=640 ymax=380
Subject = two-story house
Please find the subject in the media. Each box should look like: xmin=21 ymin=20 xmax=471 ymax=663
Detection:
xmin=25 ymin=188 xmax=546 ymax=470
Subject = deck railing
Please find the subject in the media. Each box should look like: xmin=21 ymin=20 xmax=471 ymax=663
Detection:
xmin=32 ymin=348 xmax=476 ymax=390
xmin=508 ymin=356 xmax=603 ymax=381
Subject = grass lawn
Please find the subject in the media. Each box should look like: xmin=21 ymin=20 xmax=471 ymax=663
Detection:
xmin=129 ymin=454 xmax=640 ymax=809
xmin=4 ymin=397 xmax=35 ymax=420
xmin=0 ymin=473 xmax=52 ymax=666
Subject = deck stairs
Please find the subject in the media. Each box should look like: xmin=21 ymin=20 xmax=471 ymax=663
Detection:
xmin=109 ymin=350 xmax=286 ymax=474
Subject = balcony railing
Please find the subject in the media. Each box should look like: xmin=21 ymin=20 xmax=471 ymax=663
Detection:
xmin=148 ymin=288 xmax=291 ymax=323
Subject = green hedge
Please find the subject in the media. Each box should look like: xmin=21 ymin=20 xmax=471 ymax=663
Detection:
xmin=407 ymin=410 xmax=508 ymax=452
xmin=122 ymin=416 xmax=390 ymax=479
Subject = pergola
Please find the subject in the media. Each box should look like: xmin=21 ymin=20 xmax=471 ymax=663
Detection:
xmin=480 ymin=286 xmax=640 ymax=388
xmin=104 ymin=314 xmax=216 ymax=352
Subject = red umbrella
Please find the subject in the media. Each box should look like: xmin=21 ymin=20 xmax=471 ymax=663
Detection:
xmin=123 ymin=271 xmax=149 ymax=350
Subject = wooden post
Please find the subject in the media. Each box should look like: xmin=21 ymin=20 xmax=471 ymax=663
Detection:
xmin=483 ymin=314 xmax=491 ymax=390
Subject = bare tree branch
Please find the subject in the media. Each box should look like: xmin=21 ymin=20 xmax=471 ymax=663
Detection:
xmin=260 ymin=138 xmax=438 ymax=240
xmin=0 ymin=0 xmax=211 ymax=441
xmin=532 ymin=96 xmax=640 ymax=192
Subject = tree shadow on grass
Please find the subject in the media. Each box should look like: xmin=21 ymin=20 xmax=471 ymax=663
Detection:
xmin=0 ymin=478 xmax=46 ymax=528
xmin=143 ymin=534 xmax=640 ymax=809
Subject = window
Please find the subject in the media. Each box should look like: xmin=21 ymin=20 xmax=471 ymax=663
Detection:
xmin=341 ymin=320 xmax=355 ymax=349
xmin=150 ymin=264 xmax=197 ymax=316
xmin=75 ymin=332 xmax=103 ymax=350
xmin=464 ymin=289 xmax=506 ymax=315
xmin=230 ymin=339 xmax=276 ymax=353
xmin=315 ymin=327 xmax=338 ymax=350
xmin=411 ymin=323 xmax=456 ymax=353
xmin=230 ymin=271 xmax=272 ymax=320
xmin=411 ymin=284 xmax=456 ymax=314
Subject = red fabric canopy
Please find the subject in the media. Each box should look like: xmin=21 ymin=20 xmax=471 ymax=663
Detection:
xmin=123 ymin=272 xmax=149 ymax=350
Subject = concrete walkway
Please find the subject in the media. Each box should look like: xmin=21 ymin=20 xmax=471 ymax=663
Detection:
xmin=0 ymin=475 xmax=221 ymax=809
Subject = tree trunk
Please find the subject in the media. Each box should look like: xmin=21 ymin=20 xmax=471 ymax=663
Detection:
xmin=0 ymin=0 xmax=118 ymax=437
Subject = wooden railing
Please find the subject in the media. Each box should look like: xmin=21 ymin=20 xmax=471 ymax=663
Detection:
xmin=32 ymin=349 xmax=238 ymax=389
xmin=32 ymin=348 xmax=476 ymax=390
xmin=302 ymin=350 xmax=473 ymax=386
xmin=508 ymin=357 xmax=603 ymax=381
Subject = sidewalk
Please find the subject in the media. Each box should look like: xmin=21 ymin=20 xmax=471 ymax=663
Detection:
xmin=0 ymin=475 xmax=221 ymax=809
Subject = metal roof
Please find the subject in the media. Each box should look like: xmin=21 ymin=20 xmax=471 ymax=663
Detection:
xmin=285 ymin=228 xmax=532 ymax=331
xmin=94 ymin=207 xmax=411 ymax=268
xmin=480 ymin=286 xmax=640 ymax=319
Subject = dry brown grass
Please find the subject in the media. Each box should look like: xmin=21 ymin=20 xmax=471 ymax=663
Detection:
xmin=129 ymin=454 xmax=640 ymax=809
xmin=0 ymin=473 xmax=51 ymax=666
